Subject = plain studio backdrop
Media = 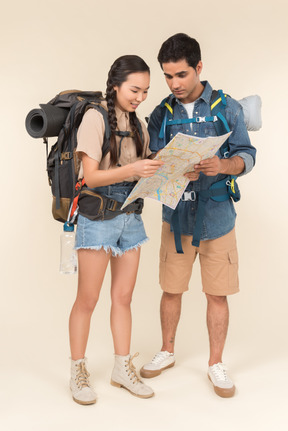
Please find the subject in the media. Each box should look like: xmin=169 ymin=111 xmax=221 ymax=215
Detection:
xmin=1 ymin=0 xmax=287 ymax=430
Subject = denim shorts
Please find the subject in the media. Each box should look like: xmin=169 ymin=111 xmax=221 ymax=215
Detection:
xmin=75 ymin=182 xmax=148 ymax=256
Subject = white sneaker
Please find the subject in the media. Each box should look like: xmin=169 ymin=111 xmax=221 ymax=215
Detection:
xmin=208 ymin=362 xmax=235 ymax=398
xmin=140 ymin=351 xmax=175 ymax=378
xmin=111 ymin=353 xmax=154 ymax=398
xmin=70 ymin=358 xmax=97 ymax=405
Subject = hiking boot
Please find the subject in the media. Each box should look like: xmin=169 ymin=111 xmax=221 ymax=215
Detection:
xmin=111 ymin=353 xmax=154 ymax=398
xmin=208 ymin=362 xmax=235 ymax=398
xmin=70 ymin=358 xmax=97 ymax=405
xmin=140 ymin=351 xmax=175 ymax=378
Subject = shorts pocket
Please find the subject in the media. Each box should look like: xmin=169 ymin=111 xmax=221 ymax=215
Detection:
xmin=134 ymin=213 xmax=142 ymax=222
xmin=228 ymin=249 xmax=239 ymax=289
xmin=159 ymin=250 xmax=192 ymax=293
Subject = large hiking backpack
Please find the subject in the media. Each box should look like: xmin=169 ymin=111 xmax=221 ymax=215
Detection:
xmin=157 ymin=89 xmax=248 ymax=252
xmin=26 ymin=90 xmax=143 ymax=224
xmin=47 ymin=91 xmax=111 ymax=223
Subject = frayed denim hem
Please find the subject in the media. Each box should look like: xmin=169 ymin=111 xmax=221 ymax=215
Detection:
xmin=122 ymin=236 xmax=149 ymax=254
xmin=75 ymin=245 xmax=122 ymax=256
xmin=75 ymin=237 xmax=149 ymax=257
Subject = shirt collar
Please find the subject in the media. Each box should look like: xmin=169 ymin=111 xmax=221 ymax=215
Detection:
xmin=115 ymin=104 xmax=129 ymax=120
xmin=173 ymin=81 xmax=213 ymax=106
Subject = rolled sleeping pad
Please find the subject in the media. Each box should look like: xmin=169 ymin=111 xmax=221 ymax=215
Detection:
xmin=25 ymin=104 xmax=69 ymax=138
xmin=238 ymin=95 xmax=262 ymax=131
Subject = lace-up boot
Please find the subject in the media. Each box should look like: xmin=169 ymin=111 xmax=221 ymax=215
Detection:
xmin=111 ymin=353 xmax=154 ymax=398
xmin=208 ymin=362 xmax=235 ymax=398
xmin=140 ymin=351 xmax=175 ymax=378
xmin=70 ymin=358 xmax=97 ymax=405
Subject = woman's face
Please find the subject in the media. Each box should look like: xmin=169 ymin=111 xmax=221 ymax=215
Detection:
xmin=114 ymin=72 xmax=150 ymax=112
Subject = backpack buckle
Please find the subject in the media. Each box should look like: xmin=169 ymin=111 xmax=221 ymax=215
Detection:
xmin=181 ymin=191 xmax=196 ymax=201
xmin=61 ymin=152 xmax=73 ymax=160
xmin=106 ymin=198 xmax=118 ymax=212
xmin=195 ymin=116 xmax=206 ymax=123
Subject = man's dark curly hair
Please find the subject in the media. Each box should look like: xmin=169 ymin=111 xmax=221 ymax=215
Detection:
xmin=157 ymin=33 xmax=201 ymax=70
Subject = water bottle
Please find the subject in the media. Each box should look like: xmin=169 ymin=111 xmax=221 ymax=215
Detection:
xmin=60 ymin=222 xmax=77 ymax=274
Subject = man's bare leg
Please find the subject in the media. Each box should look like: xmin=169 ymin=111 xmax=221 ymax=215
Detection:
xmin=160 ymin=292 xmax=183 ymax=353
xmin=206 ymin=293 xmax=235 ymax=397
xmin=206 ymin=294 xmax=229 ymax=366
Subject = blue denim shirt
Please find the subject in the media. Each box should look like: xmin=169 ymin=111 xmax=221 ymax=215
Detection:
xmin=148 ymin=81 xmax=256 ymax=240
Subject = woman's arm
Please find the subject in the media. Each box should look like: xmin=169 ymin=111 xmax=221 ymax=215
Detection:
xmin=81 ymin=153 xmax=163 ymax=188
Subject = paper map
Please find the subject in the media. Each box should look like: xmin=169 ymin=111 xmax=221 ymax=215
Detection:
xmin=121 ymin=131 xmax=231 ymax=210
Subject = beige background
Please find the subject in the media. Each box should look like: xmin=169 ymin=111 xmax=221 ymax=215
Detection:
xmin=1 ymin=0 xmax=287 ymax=429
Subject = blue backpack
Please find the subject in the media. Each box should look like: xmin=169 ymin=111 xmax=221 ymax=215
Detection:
xmin=158 ymin=89 xmax=240 ymax=252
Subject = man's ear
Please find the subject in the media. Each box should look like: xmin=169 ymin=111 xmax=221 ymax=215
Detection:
xmin=196 ymin=61 xmax=203 ymax=75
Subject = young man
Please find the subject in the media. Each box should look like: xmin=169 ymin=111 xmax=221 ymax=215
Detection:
xmin=140 ymin=34 xmax=256 ymax=398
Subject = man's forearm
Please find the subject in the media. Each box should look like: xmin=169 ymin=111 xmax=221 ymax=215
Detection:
xmin=219 ymin=156 xmax=245 ymax=176
xmin=194 ymin=155 xmax=245 ymax=177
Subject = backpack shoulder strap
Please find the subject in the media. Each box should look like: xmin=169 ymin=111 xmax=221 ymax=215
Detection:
xmin=210 ymin=89 xmax=230 ymax=135
xmin=158 ymin=94 xmax=175 ymax=141
xmin=88 ymin=103 xmax=111 ymax=158
xmin=210 ymin=89 xmax=231 ymax=157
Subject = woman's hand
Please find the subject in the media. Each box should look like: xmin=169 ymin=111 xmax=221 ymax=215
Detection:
xmin=184 ymin=171 xmax=200 ymax=181
xmin=132 ymin=159 xmax=164 ymax=178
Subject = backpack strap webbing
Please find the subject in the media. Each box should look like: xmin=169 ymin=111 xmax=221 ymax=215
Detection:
xmin=169 ymin=89 xmax=242 ymax=252
xmin=172 ymin=175 xmax=240 ymax=252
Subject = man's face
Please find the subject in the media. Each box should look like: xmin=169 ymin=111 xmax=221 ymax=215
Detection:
xmin=162 ymin=59 xmax=203 ymax=103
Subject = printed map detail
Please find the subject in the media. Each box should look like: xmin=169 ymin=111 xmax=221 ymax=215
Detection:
xmin=121 ymin=131 xmax=231 ymax=210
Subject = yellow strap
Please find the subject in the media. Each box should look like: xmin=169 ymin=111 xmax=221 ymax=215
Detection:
xmin=165 ymin=102 xmax=173 ymax=115
xmin=211 ymin=94 xmax=227 ymax=110
xmin=231 ymin=178 xmax=235 ymax=194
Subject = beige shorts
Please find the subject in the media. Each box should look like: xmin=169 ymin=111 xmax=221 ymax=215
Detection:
xmin=159 ymin=222 xmax=239 ymax=296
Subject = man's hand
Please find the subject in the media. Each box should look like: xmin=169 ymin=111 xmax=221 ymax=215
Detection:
xmin=194 ymin=155 xmax=222 ymax=176
xmin=194 ymin=155 xmax=245 ymax=177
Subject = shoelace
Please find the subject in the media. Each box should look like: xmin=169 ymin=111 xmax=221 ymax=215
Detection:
xmin=125 ymin=353 xmax=142 ymax=385
xmin=211 ymin=363 xmax=229 ymax=382
xmin=75 ymin=361 xmax=90 ymax=389
xmin=151 ymin=351 xmax=171 ymax=365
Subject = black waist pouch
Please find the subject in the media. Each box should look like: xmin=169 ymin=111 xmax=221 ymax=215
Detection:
xmin=78 ymin=188 xmax=143 ymax=221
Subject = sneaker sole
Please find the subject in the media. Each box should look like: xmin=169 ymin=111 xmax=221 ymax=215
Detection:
xmin=208 ymin=374 xmax=235 ymax=398
xmin=110 ymin=379 xmax=154 ymax=399
xmin=140 ymin=361 xmax=175 ymax=379
xmin=72 ymin=396 xmax=96 ymax=405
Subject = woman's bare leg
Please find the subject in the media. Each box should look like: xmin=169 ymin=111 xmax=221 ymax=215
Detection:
xmin=69 ymin=248 xmax=111 ymax=360
xmin=110 ymin=248 xmax=141 ymax=355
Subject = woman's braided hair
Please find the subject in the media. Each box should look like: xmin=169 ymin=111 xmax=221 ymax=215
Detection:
xmin=105 ymin=55 xmax=150 ymax=166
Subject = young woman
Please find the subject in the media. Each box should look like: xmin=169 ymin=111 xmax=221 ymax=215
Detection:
xmin=69 ymin=55 xmax=163 ymax=405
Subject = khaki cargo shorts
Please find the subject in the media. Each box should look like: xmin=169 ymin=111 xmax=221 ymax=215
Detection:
xmin=159 ymin=222 xmax=239 ymax=296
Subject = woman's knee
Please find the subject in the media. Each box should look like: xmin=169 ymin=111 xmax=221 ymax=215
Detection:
xmin=74 ymin=294 xmax=99 ymax=314
xmin=111 ymin=289 xmax=133 ymax=307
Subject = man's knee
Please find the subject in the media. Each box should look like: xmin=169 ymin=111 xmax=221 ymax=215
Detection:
xmin=205 ymin=293 xmax=227 ymax=305
xmin=162 ymin=291 xmax=183 ymax=301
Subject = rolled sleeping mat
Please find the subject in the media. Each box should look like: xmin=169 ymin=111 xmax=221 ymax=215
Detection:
xmin=238 ymin=95 xmax=262 ymax=131
xmin=25 ymin=104 xmax=69 ymax=138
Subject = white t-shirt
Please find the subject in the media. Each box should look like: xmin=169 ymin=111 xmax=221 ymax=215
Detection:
xmin=181 ymin=101 xmax=195 ymax=130
xmin=181 ymin=101 xmax=195 ymax=118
